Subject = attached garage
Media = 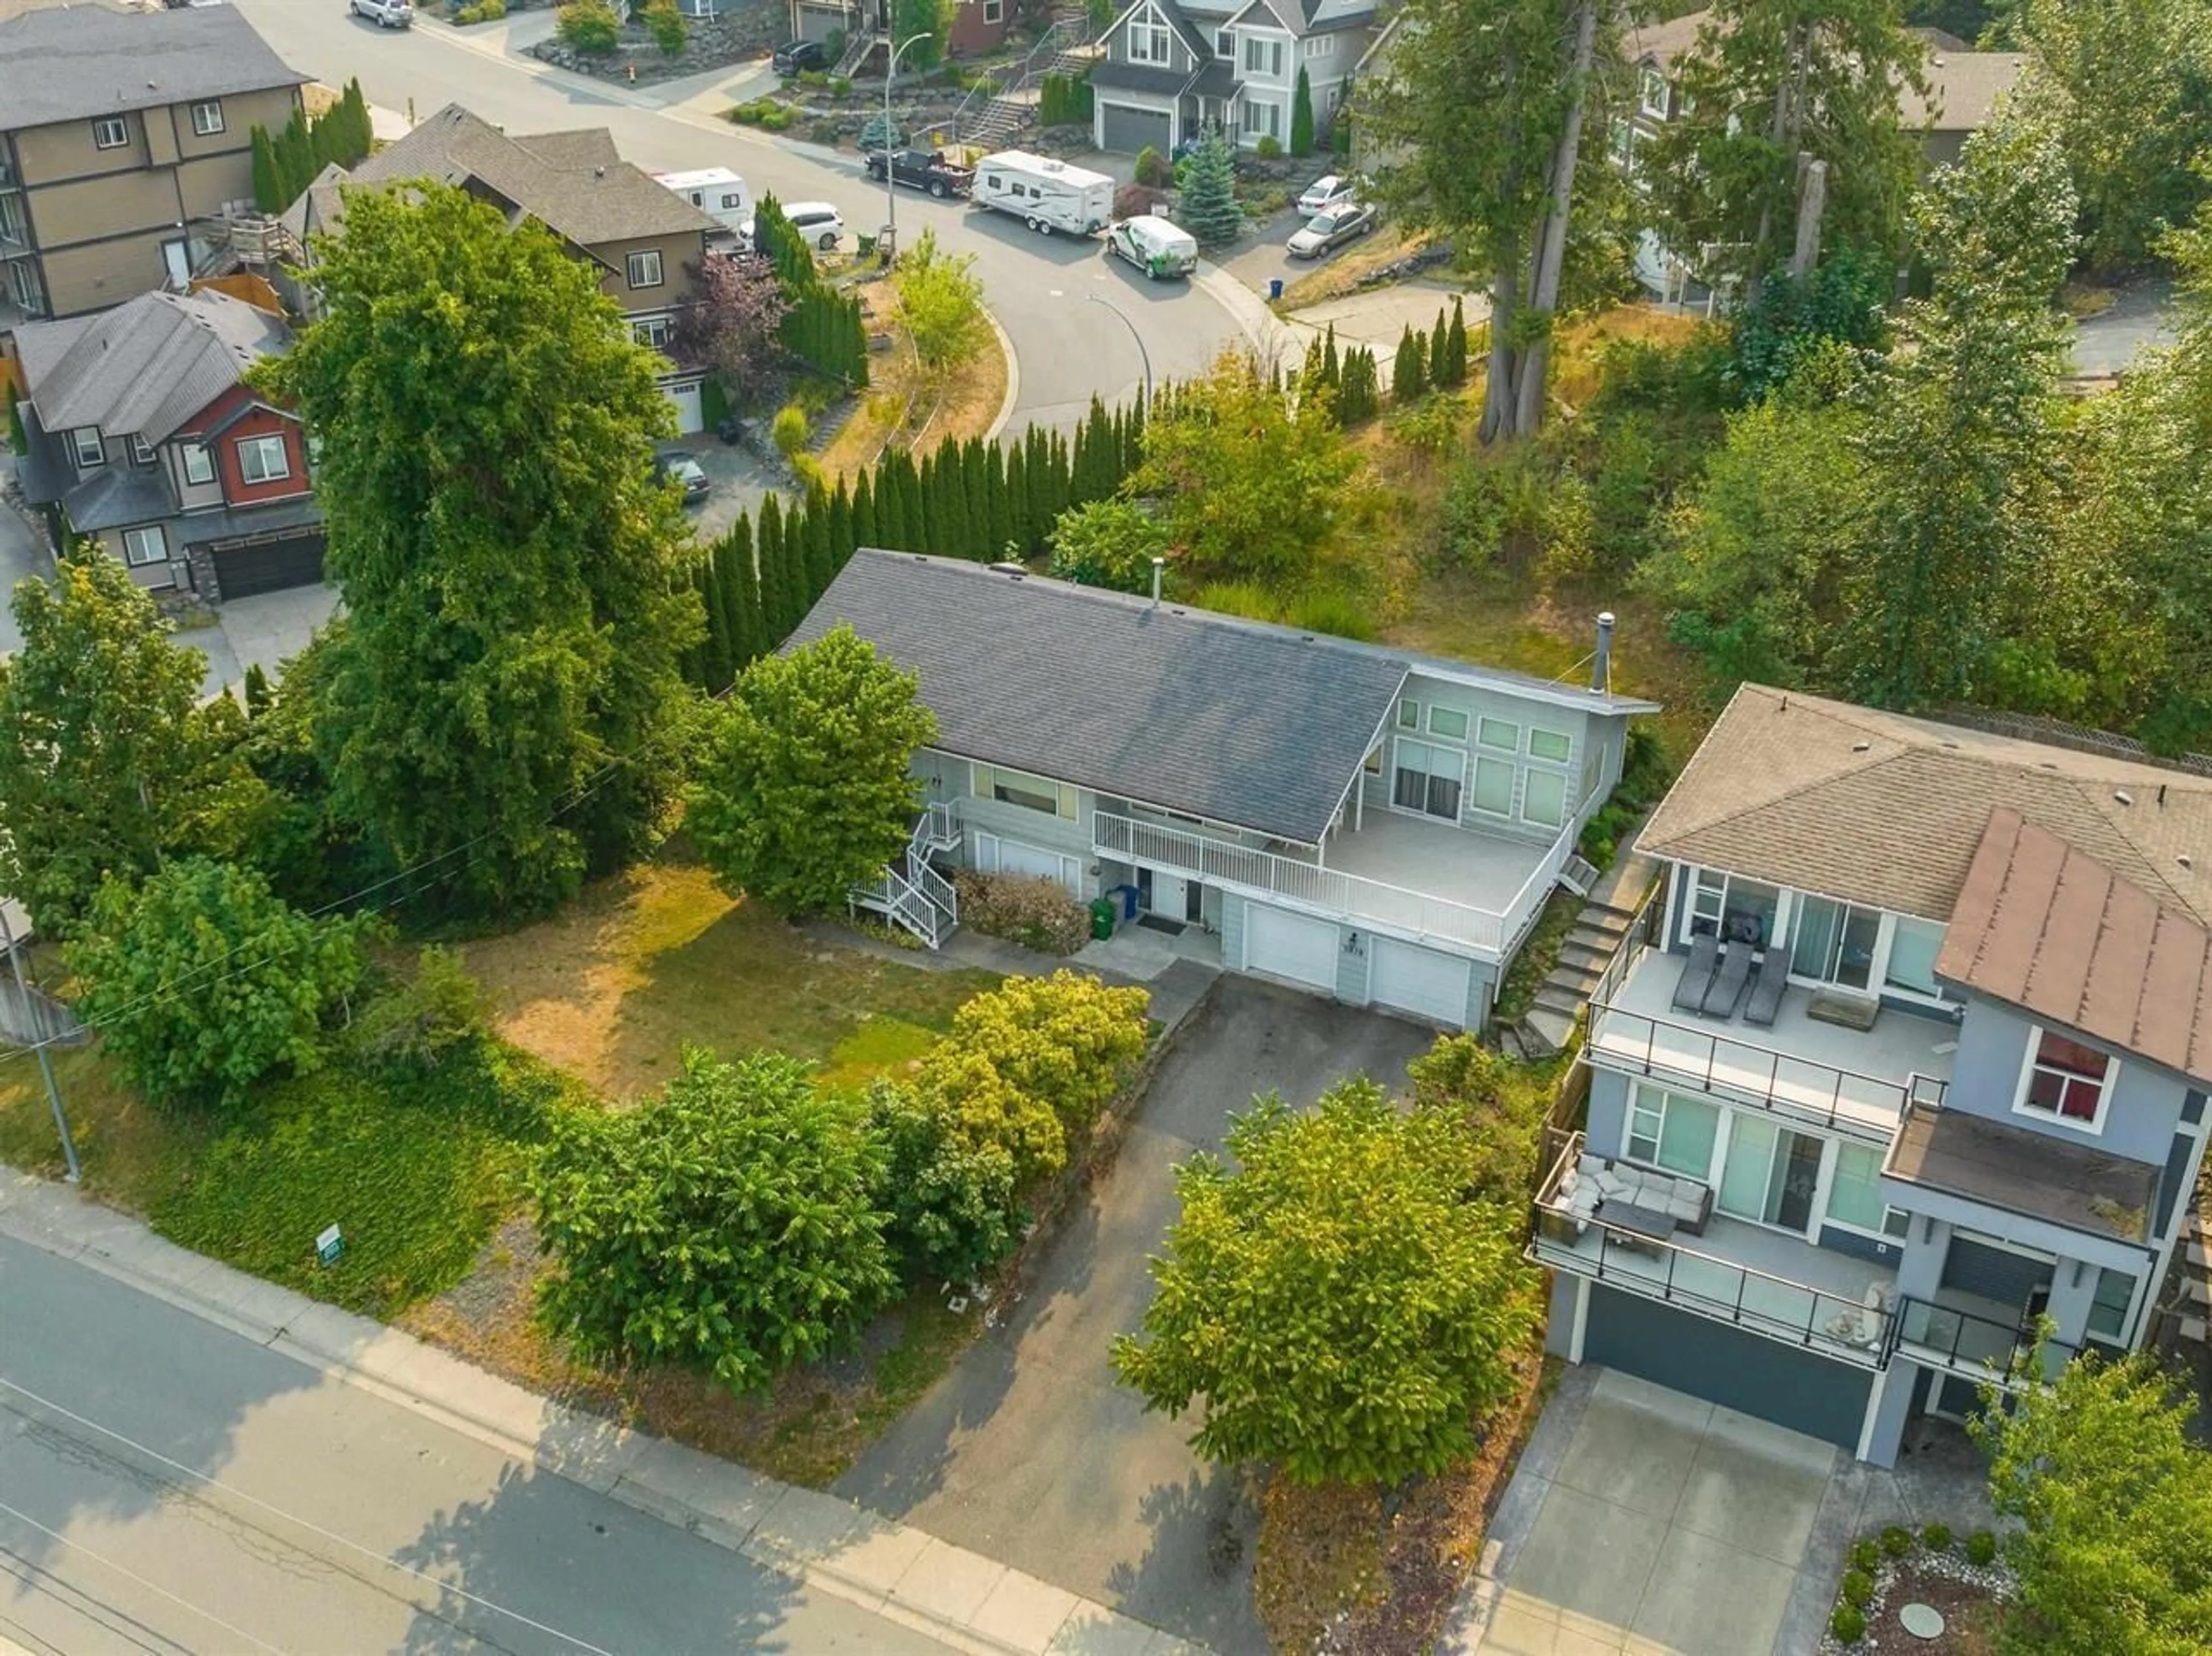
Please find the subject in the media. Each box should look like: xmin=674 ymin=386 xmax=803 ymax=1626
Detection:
xmin=664 ymin=379 xmax=704 ymax=436
xmin=1245 ymin=903 xmax=1339 ymax=993
xmin=207 ymin=526 xmax=326 ymax=600
xmin=973 ymin=831 xmax=1083 ymax=896
xmin=1098 ymin=101 xmax=1174 ymax=157
xmin=1582 ymin=1286 xmax=1873 ymax=1451
xmin=1368 ymin=936 xmax=1471 ymax=1027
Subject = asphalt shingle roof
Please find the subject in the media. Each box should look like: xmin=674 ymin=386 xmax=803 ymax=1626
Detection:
xmin=791 ymin=553 xmax=1656 ymax=844
xmin=15 ymin=289 xmax=290 ymax=448
xmin=344 ymin=104 xmax=716 ymax=249
xmin=0 ymin=4 xmax=305 ymax=131
xmin=1638 ymin=684 xmax=2212 ymax=928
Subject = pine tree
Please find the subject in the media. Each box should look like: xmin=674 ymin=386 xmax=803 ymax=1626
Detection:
xmin=850 ymin=468 xmax=878 ymax=551
xmin=1321 ymin=324 xmax=1341 ymax=394
xmin=982 ymin=440 xmax=1014 ymax=561
xmin=699 ymin=554 xmax=735 ymax=692
xmin=898 ymin=448 xmax=926 ymax=551
xmin=719 ymin=515 xmax=761 ymax=667
xmin=1024 ymin=426 xmax=1053 ymax=545
xmin=342 ymin=79 xmax=373 ymax=162
xmin=1177 ymin=128 xmax=1244 ymax=248
xmin=1445 ymin=297 xmax=1469 ymax=389
xmin=250 ymin=126 xmax=283 ymax=214
xmin=777 ymin=500 xmax=812 ymax=634
xmin=1392 ymin=324 xmax=1427 ymax=403
xmin=756 ymin=493 xmax=789 ymax=645
xmin=800 ymin=487 xmax=834 ymax=603
xmin=1003 ymin=437 xmax=1031 ymax=555
xmin=1048 ymin=430 xmax=1072 ymax=524
xmin=1123 ymin=394 xmax=1146 ymax=479
xmin=960 ymin=438 xmax=988 ymax=561
xmin=1290 ymin=66 xmax=1316 ymax=158
xmin=1429 ymin=311 xmax=1451 ymax=388
xmin=937 ymin=440 xmax=972 ymax=558
xmin=826 ymin=478 xmax=854 ymax=577
xmin=276 ymin=114 xmax=315 ymax=205
xmin=241 ymin=661 xmax=274 ymax=718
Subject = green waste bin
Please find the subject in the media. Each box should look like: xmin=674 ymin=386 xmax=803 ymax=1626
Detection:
xmin=1089 ymin=897 xmax=1115 ymax=941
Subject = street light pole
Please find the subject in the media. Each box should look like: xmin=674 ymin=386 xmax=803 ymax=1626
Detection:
xmin=882 ymin=31 xmax=934 ymax=260
xmin=1084 ymin=292 xmax=1153 ymax=407
xmin=0 ymin=902 xmax=78 ymax=1184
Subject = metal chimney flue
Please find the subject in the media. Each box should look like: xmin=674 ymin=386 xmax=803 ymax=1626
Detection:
xmin=1151 ymin=556 xmax=1165 ymax=604
xmin=1593 ymin=611 xmax=1615 ymax=694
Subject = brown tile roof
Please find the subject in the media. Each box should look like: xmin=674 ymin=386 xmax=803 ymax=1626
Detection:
xmin=1937 ymin=810 xmax=2212 ymax=1087
xmin=1899 ymin=50 xmax=2026 ymax=133
xmin=1639 ymin=684 xmax=2212 ymax=928
xmin=1887 ymin=1100 xmax=2161 ymax=1241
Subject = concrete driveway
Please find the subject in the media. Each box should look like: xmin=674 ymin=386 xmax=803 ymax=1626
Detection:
xmin=835 ymin=976 xmax=1438 ymax=1655
xmin=174 ymin=584 xmax=340 ymax=700
xmin=0 ymin=501 xmax=50 ymax=659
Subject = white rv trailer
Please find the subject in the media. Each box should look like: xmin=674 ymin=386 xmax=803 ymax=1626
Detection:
xmin=653 ymin=168 xmax=751 ymax=237
xmin=970 ymin=151 xmax=1113 ymax=237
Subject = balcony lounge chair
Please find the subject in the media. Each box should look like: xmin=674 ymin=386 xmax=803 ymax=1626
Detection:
xmin=1670 ymin=932 xmax=1719 ymax=1014
xmin=1741 ymin=952 xmax=1787 ymax=1027
xmin=1700 ymin=942 xmax=1752 ymax=1018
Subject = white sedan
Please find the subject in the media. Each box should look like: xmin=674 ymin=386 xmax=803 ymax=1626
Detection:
xmin=1297 ymin=174 xmax=1356 ymax=217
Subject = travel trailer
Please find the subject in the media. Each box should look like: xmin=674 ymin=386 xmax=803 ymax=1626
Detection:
xmin=653 ymin=168 xmax=751 ymax=239
xmin=971 ymin=152 xmax=1113 ymax=237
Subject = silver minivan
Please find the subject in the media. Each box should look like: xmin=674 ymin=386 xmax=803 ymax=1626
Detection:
xmin=350 ymin=0 xmax=413 ymax=26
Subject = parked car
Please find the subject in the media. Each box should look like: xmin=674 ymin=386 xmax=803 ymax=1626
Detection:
xmin=1296 ymin=174 xmax=1355 ymax=217
xmin=350 ymin=0 xmax=412 ymax=24
xmin=772 ymin=39 xmax=827 ymax=74
xmin=1104 ymin=214 xmax=1198 ymax=280
xmin=738 ymin=201 xmax=847 ymax=252
xmin=865 ymin=148 xmax=975 ymax=199
xmin=653 ymin=451 xmax=712 ymax=504
xmin=1286 ymin=201 xmax=1376 ymax=258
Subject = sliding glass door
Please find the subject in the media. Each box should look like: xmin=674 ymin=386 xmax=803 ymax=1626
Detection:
xmin=1789 ymin=895 xmax=1881 ymax=992
xmin=1717 ymin=1116 xmax=1824 ymax=1235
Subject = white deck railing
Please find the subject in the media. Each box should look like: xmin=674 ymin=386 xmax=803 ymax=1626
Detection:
xmin=1094 ymin=810 xmax=1552 ymax=955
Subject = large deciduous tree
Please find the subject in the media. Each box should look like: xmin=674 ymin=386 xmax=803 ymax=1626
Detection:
xmin=669 ymin=252 xmax=789 ymax=405
xmin=893 ymin=229 xmax=988 ymax=373
xmin=1361 ymin=0 xmax=1619 ymax=440
xmin=0 ymin=557 xmax=264 ymax=936
xmin=687 ymin=623 xmax=936 ymax=915
xmin=259 ymin=184 xmax=698 ymax=921
xmin=1971 ymin=1344 xmax=2212 ymax=1655
xmin=1112 ymin=1079 xmax=1540 ymax=1485
xmin=66 ymin=858 xmax=369 ymax=1112
xmin=1834 ymin=105 xmax=2074 ymax=708
xmin=1645 ymin=0 xmax=1927 ymax=296
xmin=532 ymin=1048 xmax=897 ymax=1391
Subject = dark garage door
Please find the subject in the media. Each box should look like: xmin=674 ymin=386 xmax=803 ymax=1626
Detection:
xmin=1100 ymin=102 xmax=1172 ymax=156
xmin=1583 ymin=1286 xmax=1873 ymax=1450
xmin=210 ymin=527 xmax=325 ymax=600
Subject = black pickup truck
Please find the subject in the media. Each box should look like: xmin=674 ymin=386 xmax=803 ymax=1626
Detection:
xmin=863 ymin=148 xmax=975 ymax=199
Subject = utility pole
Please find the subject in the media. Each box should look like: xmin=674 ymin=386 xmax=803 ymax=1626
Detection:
xmin=881 ymin=31 xmax=935 ymax=261
xmin=0 ymin=902 xmax=79 ymax=1184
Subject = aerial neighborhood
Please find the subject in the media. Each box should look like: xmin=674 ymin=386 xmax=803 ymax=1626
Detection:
xmin=0 ymin=1 xmax=2207 ymax=1654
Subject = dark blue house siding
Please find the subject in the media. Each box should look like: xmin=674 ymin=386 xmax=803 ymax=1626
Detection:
xmin=1583 ymin=1287 xmax=1873 ymax=1450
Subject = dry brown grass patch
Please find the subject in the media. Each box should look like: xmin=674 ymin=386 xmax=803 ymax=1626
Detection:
xmin=815 ymin=282 xmax=1011 ymax=483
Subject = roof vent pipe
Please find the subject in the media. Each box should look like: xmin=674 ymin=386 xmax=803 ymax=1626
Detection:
xmin=1592 ymin=611 xmax=1615 ymax=694
xmin=1151 ymin=556 xmax=1165 ymax=606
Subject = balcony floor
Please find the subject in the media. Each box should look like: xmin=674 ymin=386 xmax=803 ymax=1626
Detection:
xmin=1591 ymin=946 xmax=1960 ymax=1135
xmin=1316 ymin=810 xmax=1552 ymax=912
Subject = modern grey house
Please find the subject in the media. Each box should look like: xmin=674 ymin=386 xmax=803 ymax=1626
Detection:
xmin=1088 ymin=0 xmax=1373 ymax=154
xmin=790 ymin=551 xmax=1658 ymax=1029
xmin=1537 ymin=684 xmax=2212 ymax=1464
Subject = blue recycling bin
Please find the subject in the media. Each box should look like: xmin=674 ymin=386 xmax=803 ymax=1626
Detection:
xmin=1115 ymin=883 xmax=1141 ymax=920
xmin=1269 ymin=277 xmax=1284 ymax=300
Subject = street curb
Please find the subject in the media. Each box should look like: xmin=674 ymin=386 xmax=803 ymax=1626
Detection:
xmin=983 ymin=304 xmax=1021 ymax=444
xmin=0 ymin=1166 xmax=1211 ymax=1656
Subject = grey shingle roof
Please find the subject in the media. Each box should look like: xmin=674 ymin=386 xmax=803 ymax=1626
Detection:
xmin=0 ymin=4 xmax=305 ymax=131
xmin=1638 ymin=683 xmax=2212 ymax=928
xmin=1090 ymin=62 xmax=1201 ymax=98
xmin=62 ymin=463 xmax=173 ymax=535
xmin=345 ymin=104 xmax=715 ymax=251
xmin=792 ymin=553 xmax=1405 ymax=842
xmin=15 ymin=289 xmax=289 ymax=448
xmin=173 ymin=497 xmax=323 ymax=547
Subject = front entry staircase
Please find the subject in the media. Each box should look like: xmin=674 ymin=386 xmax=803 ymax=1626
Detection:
xmin=851 ymin=802 xmax=961 ymax=948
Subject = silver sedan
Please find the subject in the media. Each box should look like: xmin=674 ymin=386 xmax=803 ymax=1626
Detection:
xmin=1286 ymin=201 xmax=1377 ymax=259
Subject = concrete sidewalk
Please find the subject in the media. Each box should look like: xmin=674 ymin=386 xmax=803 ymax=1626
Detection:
xmin=0 ymin=1166 xmax=1212 ymax=1656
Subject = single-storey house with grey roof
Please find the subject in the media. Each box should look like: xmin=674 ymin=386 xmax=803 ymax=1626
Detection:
xmin=1537 ymin=682 xmax=2212 ymax=1467
xmin=791 ymin=551 xmax=1660 ymax=1028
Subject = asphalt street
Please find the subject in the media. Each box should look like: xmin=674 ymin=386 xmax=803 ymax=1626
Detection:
xmin=224 ymin=0 xmax=1249 ymax=431
xmin=0 ymin=1234 xmax=964 ymax=1655
xmin=0 ymin=504 xmax=43 ymax=659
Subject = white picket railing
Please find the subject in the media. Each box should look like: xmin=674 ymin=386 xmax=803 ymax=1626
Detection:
xmin=1093 ymin=810 xmax=1542 ymax=955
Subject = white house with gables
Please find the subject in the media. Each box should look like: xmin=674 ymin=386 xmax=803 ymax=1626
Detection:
xmin=790 ymin=552 xmax=1658 ymax=1029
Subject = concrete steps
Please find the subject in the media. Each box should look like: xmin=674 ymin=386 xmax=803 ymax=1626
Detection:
xmin=1516 ymin=897 xmax=1643 ymax=1060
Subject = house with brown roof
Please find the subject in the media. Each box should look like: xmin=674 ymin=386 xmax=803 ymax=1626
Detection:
xmin=282 ymin=104 xmax=721 ymax=434
xmin=1533 ymin=684 xmax=2211 ymax=1465
xmin=10 ymin=286 xmax=324 ymax=599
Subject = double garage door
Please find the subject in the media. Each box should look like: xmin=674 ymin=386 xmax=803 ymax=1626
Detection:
xmin=1100 ymin=101 xmax=1173 ymax=157
xmin=209 ymin=527 xmax=326 ymax=600
xmin=1243 ymin=903 xmax=1474 ymax=1027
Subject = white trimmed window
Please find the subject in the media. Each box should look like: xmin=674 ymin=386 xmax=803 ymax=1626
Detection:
xmin=626 ymin=249 xmax=665 ymax=288
xmin=1685 ymin=867 xmax=1781 ymax=950
xmin=974 ymin=762 xmax=1078 ymax=820
xmin=92 ymin=116 xmax=128 ymax=150
xmin=1520 ymin=767 xmax=1567 ymax=829
xmin=1883 ymin=916 xmax=1945 ymax=997
xmin=121 ymin=525 xmax=167 ymax=566
xmin=1301 ymin=35 xmax=1327 ymax=58
xmin=1243 ymin=35 xmax=1284 ymax=75
xmin=1215 ymin=27 xmax=1233 ymax=56
xmin=1128 ymin=19 xmax=1171 ymax=62
xmin=1528 ymin=727 xmax=1571 ymax=763
xmin=1639 ymin=66 xmax=1669 ymax=119
xmin=2015 ymin=1027 xmax=2115 ymax=1131
xmin=1788 ymin=893 xmax=1883 ymax=990
xmin=2085 ymin=1267 xmax=2137 ymax=1341
xmin=1426 ymin=706 xmax=1468 ymax=741
xmin=128 ymin=433 xmax=155 ymax=467
xmin=71 ymin=428 xmax=105 ymax=469
xmin=1626 ymin=1084 xmax=1719 ymax=1179
xmin=631 ymin=316 xmax=673 ymax=349
xmin=1826 ymin=1142 xmax=1908 ymax=1239
xmin=1469 ymin=754 xmax=1513 ymax=818
xmin=983 ymin=0 xmax=1003 ymax=20
xmin=1396 ymin=698 xmax=1419 ymax=729
xmin=190 ymin=100 xmax=225 ymax=136
xmin=1476 ymin=716 xmax=1518 ymax=752
xmin=237 ymin=433 xmax=290 ymax=484
xmin=180 ymin=441 xmax=215 ymax=485
xmin=1392 ymin=739 xmax=1463 ymax=821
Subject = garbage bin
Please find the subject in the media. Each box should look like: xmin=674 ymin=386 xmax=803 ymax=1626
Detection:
xmin=1269 ymin=277 xmax=1284 ymax=300
xmin=1089 ymin=897 xmax=1116 ymax=941
xmin=1115 ymin=883 xmax=1141 ymax=920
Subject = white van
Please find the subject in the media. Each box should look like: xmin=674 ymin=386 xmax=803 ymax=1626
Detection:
xmin=1104 ymin=214 xmax=1198 ymax=279
xmin=971 ymin=152 xmax=1113 ymax=238
xmin=654 ymin=168 xmax=750 ymax=238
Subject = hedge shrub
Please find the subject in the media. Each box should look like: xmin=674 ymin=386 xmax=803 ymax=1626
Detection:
xmin=954 ymin=871 xmax=1090 ymax=955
